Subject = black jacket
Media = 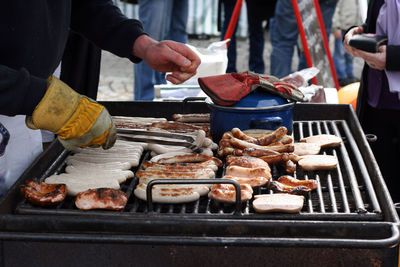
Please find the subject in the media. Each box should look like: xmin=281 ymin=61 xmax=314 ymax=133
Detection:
xmin=355 ymin=0 xmax=400 ymax=119
xmin=0 ymin=0 xmax=144 ymax=116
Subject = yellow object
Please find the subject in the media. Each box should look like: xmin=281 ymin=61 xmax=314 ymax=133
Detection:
xmin=338 ymin=82 xmax=360 ymax=110
xmin=26 ymin=76 xmax=116 ymax=150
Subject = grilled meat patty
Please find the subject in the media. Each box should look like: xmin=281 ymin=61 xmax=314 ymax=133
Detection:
xmin=75 ymin=188 xmax=128 ymax=210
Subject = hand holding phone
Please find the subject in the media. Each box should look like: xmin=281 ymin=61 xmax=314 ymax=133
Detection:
xmin=348 ymin=34 xmax=388 ymax=53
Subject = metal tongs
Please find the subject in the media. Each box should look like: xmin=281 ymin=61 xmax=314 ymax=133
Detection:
xmin=116 ymin=129 xmax=203 ymax=153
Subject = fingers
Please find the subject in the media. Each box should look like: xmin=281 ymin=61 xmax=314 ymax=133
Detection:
xmin=166 ymin=71 xmax=195 ymax=84
xmin=159 ymin=41 xmax=200 ymax=84
xmin=358 ymin=46 xmax=386 ymax=70
xmin=164 ymin=41 xmax=201 ymax=73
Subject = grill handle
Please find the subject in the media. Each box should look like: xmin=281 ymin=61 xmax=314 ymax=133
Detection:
xmin=145 ymin=179 xmax=242 ymax=215
xmin=182 ymin=97 xmax=207 ymax=113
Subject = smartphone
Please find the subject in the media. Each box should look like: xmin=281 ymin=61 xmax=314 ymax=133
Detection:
xmin=348 ymin=33 xmax=388 ymax=53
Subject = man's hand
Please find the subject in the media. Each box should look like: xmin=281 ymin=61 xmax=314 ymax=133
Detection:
xmin=132 ymin=35 xmax=201 ymax=84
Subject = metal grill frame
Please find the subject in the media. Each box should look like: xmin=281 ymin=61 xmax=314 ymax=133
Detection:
xmin=0 ymin=102 xmax=398 ymax=248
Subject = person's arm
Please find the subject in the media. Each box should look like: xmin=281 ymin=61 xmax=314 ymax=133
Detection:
xmin=0 ymin=65 xmax=46 ymax=116
xmin=386 ymin=45 xmax=400 ymax=71
xmin=70 ymin=0 xmax=201 ymax=84
xmin=70 ymin=0 xmax=145 ymax=63
xmin=359 ymin=45 xmax=400 ymax=71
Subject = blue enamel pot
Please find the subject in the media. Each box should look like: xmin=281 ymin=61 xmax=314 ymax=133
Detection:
xmin=206 ymin=90 xmax=294 ymax=142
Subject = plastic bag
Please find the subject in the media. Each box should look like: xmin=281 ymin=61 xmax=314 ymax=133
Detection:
xmin=282 ymin=67 xmax=320 ymax=88
xmin=177 ymin=40 xmax=229 ymax=85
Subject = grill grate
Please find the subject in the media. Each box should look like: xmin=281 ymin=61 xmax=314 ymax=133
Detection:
xmin=15 ymin=120 xmax=383 ymax=221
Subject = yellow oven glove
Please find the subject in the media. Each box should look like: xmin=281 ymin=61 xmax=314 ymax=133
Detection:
xmin=26 ymin=76 xmax=116 ymax=150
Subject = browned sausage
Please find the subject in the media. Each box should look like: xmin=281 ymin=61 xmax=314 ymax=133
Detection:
xmin=231 ymin=128 xmax=257 ymax=142
xmin=254 ymin=126 xmax=287 ymax=146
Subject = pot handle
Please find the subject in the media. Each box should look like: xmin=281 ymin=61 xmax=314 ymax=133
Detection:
xmin=250 ymin=117 xmax=282 ymax=128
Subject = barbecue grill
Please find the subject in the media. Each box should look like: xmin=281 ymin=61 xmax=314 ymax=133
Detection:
xmin=0 ymin=101 xmax=398 ymax=266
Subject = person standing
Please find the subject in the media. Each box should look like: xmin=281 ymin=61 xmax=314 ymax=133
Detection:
xmin=270 ymin=0 xmax=338 ymax=78
xmin=220 ymin=0 xmax=277 ymax=74
xmin=134 ymin=0 xmax=189 ymax=100
xmin=343 ymin=0 xmax=400 ymax=203
xmin=0 ymin=0 xmax=200 ymax=196
xmin=332 ymin=0 xmax=362 ymax=86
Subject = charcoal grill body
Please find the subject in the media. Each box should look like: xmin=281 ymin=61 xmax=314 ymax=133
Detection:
xmin=0 ymin=102 xmax=398 ymax=266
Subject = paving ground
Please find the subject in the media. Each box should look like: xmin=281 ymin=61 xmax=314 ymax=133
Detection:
xmin=97 ymin=32 xmax=363 ymax=101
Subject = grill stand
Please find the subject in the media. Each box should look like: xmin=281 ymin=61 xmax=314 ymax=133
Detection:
xmin=0 ymin=102 xmax=398 ymax=266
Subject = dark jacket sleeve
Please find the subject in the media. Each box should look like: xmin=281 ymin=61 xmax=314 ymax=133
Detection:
xmin=0 ymin=65 xmax=47 ymax=116
xmin=386 ymin=45 xmax=400 ymax=71
xmin=70 ymin=0 xmax=146 ymax=63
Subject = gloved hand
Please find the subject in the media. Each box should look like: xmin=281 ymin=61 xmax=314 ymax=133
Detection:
xmin=26 ymin=76 xmax=116 ymax=150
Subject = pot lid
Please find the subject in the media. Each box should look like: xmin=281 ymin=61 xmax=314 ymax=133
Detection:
xmin=231 ymin=88 xmax=289 ymax=108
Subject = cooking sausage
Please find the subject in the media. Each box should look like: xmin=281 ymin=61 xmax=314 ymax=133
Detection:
xmin=65 ymin=166 xmax=134 ymax=181
xmin=254 ymin=126 xmax=287 ymax=146
xmin=66 ymin=159 xmax=132 ymax=170
xmin=142 ymin=159 xmax=218 ymax=169
xmin=259 ymin=153 xmax=290 ymax=164
xmin=172 ymin=113 xmax=210 ymax=123
xmin=134 ymin=183 xmax=207 ymax=204
xmin=142 ymin=160 xmax=219 ymax=171
xmin=231 ymin=128 xmax=257 ymax=142
xmin=136 ymin=169 xmax=216 ymax=179
xmin=242 ymin=147 xmax=280 ymax=157
xmin=156 ymin=153 xmax=223 ymax=167
xmin=217 ymin=147 xmax=244 ymax=157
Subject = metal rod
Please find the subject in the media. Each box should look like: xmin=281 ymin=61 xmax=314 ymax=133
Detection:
xmin=329 ymin=122 xmax=366 ymax=213
xmin=334 ymin=121 xmax=381 ymax=213
xmin=314 ymin=174 xmax=326 ymax=213
xmin=117 ymin=134 xmax=200 ymax=152
xmin=117 ymin=129 xmax=195 ymax=142
xmin=320 ymin=122 xmax=351 ymax=213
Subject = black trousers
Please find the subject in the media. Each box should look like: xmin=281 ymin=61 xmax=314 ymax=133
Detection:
xmin=360 ymin=104 xmax=400 ymax=202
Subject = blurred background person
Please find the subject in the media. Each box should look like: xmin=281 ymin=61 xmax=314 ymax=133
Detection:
xmin=219 ymin=0 xmax=277 ymax=74
xmin=332 ymin=0 xmax=362 ymax=87
xmin=134 ymin=0 xmax=189 ymax=100
xmin=270 ymin=0 xmax=338 ymax=78
xmin=344 ymin=0 xmax=400 ymax=203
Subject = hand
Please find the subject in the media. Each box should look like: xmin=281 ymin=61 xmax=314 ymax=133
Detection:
xmin=26 ymin=76 xmax=116 ymax=150
xmin=333 ymin=29 xmax=342 ymax=40
xmin=133 ymin=35 xmax=201 ymax=84
xmin=343 ymin=26 xmax=364 ymax=57
xmin=356 ymin=45 xmax=387 ymax=70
